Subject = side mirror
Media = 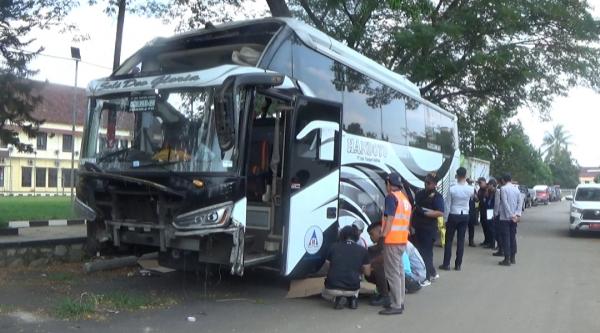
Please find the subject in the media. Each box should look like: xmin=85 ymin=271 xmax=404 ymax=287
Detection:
xmin=215 ymin=73 xmax=284 ymax=151
xmin=565 ymin=195 xmax=573 ymax=201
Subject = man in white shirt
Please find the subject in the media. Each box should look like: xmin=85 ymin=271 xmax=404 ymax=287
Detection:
xmin=440 ymin=167 xmax=474 ymax=271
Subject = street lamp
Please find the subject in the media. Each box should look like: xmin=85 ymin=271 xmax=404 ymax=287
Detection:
xmin=70 ymin=46 xmax=80 ymax=201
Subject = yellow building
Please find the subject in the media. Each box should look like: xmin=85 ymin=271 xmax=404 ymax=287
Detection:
xmin=0 ymin=81 xmax=87 ymax=195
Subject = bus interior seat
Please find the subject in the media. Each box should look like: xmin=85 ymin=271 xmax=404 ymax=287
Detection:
xmin=247 ymin=118 xmax=275 ymax=202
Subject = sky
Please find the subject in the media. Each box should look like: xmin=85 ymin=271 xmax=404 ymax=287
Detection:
xmin=27 ymin=2 xmax=600 ymax=167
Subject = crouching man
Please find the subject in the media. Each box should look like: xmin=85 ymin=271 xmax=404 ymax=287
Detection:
xmin=322 ymin=225 xmax=371 ymax=309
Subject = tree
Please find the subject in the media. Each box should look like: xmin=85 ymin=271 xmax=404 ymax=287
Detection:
xmin=542 ymin=124 xmax=572 ymax=163
xmin=547 ymin=149 xmax=580 ymax=188
xmin=0 ymin=0 xmax=75 ymax=152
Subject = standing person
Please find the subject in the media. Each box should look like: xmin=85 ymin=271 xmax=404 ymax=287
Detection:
xmin=467 ymin=178 xmax=478 ymax=247
xmin=484 ymin=179 xmax=497 ymax=249
xmin=497 ymin=174 xmax=522 ymax=266
xmin=322 ymin=226 xmax=371 ymax=309
xmin=493 ymin=178 xmax=506 ymax=257
xmin=379 ymin=173 xmax=411 ymax=315
xmin=412 ymin=173 xmax=444 ymax=284
xmin=477 ymin=177 xmax=492 ymax=247
xmin=440 ymin=167 xmax=474 ymax=271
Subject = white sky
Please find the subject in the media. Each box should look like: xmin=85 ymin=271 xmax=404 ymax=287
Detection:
xmin=27 ymin=2 xmax=600 ymax=167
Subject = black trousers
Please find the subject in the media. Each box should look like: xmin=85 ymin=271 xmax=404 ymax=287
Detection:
xmin=468 ymin=209 xmax=478 ymax=244
xmin=480 ymin=210 xmax=491 ymax=245
xmin=414 ymin=227 xmax=437 ymax=280
xmin=494 ymin=217 xmax=503 ymax=252
xmin=443 ymin=214 xmax=469 ymax=267
xmin=365 ymin=258 xmax=388 ymax=296
xmin=499 ymin=220 xmax=518 ymax=260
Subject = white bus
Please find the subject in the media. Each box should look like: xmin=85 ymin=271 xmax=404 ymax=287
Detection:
xmin=75 ymin=18 xmax=460 ymax=277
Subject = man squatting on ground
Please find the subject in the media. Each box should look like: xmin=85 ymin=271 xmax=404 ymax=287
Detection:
xmin=322 ymin=225 xmax=371 ymax=309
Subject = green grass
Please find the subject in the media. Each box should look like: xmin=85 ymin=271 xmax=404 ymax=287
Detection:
xmin=55 ymin=297 xmax=96 ymax=320
xmin=54 ymin=292 xmax=175 ymax=320
xmin=0 ymin=196 xmax=75 ymax=228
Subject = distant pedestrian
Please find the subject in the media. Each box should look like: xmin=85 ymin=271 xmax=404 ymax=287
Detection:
xmin=497 ymin=174 xmax=523 ymax=266
xmin=476 ymin=177 xmax=493 ymax=248
xmin=484 ymin=178 xmax=497 ymax=249
xmin=412 ymin=173 xmax=444 ymax=284
xmin=467 ymin=178 xmax=478 ymax=247
xmin=379 ymin=173 xmax=411 ymax=315
xmin=440 ymin=167 xmax=475 ymax=271
xmin=493 ymin=178 xmax=506 ymax=257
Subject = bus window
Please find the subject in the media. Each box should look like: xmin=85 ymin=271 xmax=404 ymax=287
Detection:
xmin=292 ymin=38 xmax=343 ymax=103
xmin=426 ymin=107 xmax=442 ymax=152
xmin=343 ymin=69 xmax=382 ymax=139
xmin=406 ymin=101 xmax=426 ymax=149
xmin=267 ymin=38 xmax=292 ymax=77
xmin=381 ymin=91 xmax=407 ymax=145
xmin=439 ymin=114 xmax=455 ymax=155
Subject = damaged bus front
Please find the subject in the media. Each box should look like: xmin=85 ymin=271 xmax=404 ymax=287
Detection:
xmin=76 ymin=67 xmax=288 ymax=275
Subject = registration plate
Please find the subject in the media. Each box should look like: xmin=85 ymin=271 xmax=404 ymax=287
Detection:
xmin=589 ymin=224 xmax=600 ymax=230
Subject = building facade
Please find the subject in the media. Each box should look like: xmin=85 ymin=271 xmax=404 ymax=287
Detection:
xmin=0 ymin=81 xmax=87 ymax=195
xmin=579 ymin=166 xmax=600 ymax=184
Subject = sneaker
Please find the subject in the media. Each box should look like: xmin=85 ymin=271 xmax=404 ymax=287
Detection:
xmin=379 ymin=306 xmax=404 ymax=315
xmin=347 ymin=297 xmax=358 ymax=310
xmin=370 ymin=295 xmax=391 ymax=307
xmin=431 ymin=274 xmax=440 ymax=282
xmin=420 ymin=280 xmax=431 ymax=287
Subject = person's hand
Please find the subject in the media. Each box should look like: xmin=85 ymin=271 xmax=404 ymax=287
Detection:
xmin=511 ymin=215 xmax=520 ymax=223
xmin=414 ymin=206 xmax=425 ymax=217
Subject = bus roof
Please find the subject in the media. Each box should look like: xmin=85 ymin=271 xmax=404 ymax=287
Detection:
xmin=134 ymin=18 xmax=422 ymax=100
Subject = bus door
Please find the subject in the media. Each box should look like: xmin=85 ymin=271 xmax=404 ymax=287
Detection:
xmin=281 ymin=96 xmax=342 ymax=277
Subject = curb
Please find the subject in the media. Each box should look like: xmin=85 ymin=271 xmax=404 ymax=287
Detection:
xmin=8 ymin=219 xmax=86 ymax=229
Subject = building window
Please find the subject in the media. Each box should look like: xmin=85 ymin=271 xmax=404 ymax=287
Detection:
xmin=63 ymin=134 xmax=73 ymax=152
xmin=36 ymin=132 xmax=47 ymax=151
xmin=22 ymin=167 xmax=32 ymax=187
xmin=35 ymin=167 xmax=47 ymax=187
xmin=61 ymin=168 xmax=78 ymax=187
xmin=48 ymin=168 xmax=58 ymax=188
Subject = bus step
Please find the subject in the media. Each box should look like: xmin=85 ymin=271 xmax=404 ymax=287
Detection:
xmin=244 ymin=253 xmax=278 ymax=267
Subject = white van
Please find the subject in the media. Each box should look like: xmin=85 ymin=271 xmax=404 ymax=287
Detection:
xmin=568 ymin=183 xmax=600 ymax=236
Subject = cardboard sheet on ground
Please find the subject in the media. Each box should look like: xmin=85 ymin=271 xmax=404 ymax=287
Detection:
xmin=285 ymin=277 xmax=377 ymax=298
xmin=137 ymin=259 xmax=176 ymax=273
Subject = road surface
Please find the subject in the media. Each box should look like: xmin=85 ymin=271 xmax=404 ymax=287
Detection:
xmin=1 ymin=201 xmax=599 ymax=333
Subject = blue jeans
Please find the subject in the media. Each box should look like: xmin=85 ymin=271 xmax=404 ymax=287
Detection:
xmin=443 ymin=214 xmax=469 ymax=267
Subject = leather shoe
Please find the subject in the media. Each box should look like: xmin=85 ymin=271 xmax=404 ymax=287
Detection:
xmin=454 ymin=265 xmax=461 ymax=271
xmin=333 ymin=296 xmax=347 ymax=309
xmin=438 ymin=265 xmax=451 ymax=271
xmin=468 ymin=243 xmax=476 ymax=247
xmin=492 ymin=252 xmax=504 ymax=257
xmin=498 ymin=260 xmax=511 ymax=266
xmin=347 ymin=297 xmax=358 ymax=310
xmin=370 ymin=295 xmax=391 ymax=307
xmin=379 ymin=305 xmax=404 ymax=315
xmin=510 ymin=256 xmax=516 ymax=264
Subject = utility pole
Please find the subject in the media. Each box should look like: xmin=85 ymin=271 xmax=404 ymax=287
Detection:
xmin=70 ymin=47 xmax=81 ymax=202
xmin=113 ymin=0 xmax=126 ymax=71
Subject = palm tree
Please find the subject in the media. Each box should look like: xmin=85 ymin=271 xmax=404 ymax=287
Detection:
xmin=542 ymin=125 xmax=571 ymax=163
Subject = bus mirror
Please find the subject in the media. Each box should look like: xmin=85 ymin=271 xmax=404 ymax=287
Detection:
xmin=215 ymin=73 xmax=285 ymax=151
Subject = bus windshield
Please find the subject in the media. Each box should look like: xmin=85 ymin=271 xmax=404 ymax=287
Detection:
xmin=83 ymin=87 xmax=237 ymax=173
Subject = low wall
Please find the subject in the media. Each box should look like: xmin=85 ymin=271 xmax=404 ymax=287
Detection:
xmin=0 ymin=238 xmax=86 ymax=268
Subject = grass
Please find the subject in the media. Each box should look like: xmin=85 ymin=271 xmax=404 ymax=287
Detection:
xmin=47 ymin=272 xmax=77 ymax=282
xmin=0 ymin=196 xmax=75 ymax=228
xmin=54 ymin=292 xmax=176 ymax=320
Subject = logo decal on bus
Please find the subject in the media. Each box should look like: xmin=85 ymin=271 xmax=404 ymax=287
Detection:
xmin=304 ymin=226 xmax=323 ymax=255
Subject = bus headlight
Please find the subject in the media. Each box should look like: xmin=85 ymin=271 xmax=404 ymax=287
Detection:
xmin=173 ymin=202 xmax=232 ymax=229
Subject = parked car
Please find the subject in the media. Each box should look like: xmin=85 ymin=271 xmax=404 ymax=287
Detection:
xmin=518 ymin=185 xmax=532 ymax=209
xmin=533 ymin=185 xmax=550 ymax=205
xmin=568 ymin=183 xmax=600 ymax=236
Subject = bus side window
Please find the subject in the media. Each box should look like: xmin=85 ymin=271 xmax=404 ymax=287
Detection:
xmin=381 ymin=92 xmax=407 ymax=145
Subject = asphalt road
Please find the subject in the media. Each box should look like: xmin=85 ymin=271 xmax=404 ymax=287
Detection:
xmin=2 ymin=201 xmax=599 ymax=333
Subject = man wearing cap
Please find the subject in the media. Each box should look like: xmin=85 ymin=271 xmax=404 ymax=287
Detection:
xmin=379 ymin=173 xmax=412 ymax=315
xmin=351 ymin=219 xmax=369 ymax=248
xmin=412 ymin=173 xmax=444 ymax=284
xmin=440 ymin=167 xmax=475 ymax=271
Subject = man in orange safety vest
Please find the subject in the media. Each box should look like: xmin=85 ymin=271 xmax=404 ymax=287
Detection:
xmin=379 ymin=172 xmax=411 ymax=315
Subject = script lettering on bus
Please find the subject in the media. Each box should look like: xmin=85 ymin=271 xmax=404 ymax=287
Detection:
xmin=346 ymin=138 xmax=388 ymax=163
xmin=98 ymin=74 xmax=201 ymax=91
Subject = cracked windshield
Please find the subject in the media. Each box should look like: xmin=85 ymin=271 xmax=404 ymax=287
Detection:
xmin=84 ymin=88 xmax=236 ymax=172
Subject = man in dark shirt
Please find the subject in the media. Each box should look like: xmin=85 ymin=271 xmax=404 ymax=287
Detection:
xmin=323 ymin=225 xmax=371 ymax=309
xmin=364 ymin=222 xmax=390 ymax=307
xmin=476 ymin=177 xmax=492 ymax=247
xmin=412 ymin=173 xmax=444 ymax=284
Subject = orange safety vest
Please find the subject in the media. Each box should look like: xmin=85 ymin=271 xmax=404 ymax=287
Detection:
xmin=382 ymin=190 xmax=412 ymax=245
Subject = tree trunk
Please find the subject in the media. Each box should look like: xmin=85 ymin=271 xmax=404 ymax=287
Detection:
xmin=266 ymin=0 xmax=292 ymax=17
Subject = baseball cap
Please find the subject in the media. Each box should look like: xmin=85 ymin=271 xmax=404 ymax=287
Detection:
xmin=352 ymin=219 xmax=365 ymax=232
xmin=387 ymin=173 xmax=403 ymax=187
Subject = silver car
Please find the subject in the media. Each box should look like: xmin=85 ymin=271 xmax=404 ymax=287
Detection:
xmin=568 ymin=184 xmax=600 ymax=236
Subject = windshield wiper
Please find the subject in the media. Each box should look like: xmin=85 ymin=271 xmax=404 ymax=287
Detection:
xmin=97 ymin=148 xmax=130 ymax=163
